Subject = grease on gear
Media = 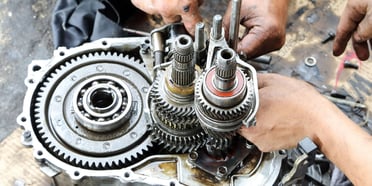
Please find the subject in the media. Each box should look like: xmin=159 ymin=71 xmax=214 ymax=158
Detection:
xmin=149 ymin=35 xmax=207 ymax=153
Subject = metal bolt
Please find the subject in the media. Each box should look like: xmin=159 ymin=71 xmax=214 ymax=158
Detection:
xmin=188 ymin=151 xmax=198 ymax=161
xmin=216 ymin=166 xmax=228 ymax=178
xmin=343 ymin=60 xmax=359 ymax=70
xmin=23 ymin=130 xmax=31 ymax=141
xmin=321 ymin=31 xmax=335 ymax=44
xmin=212 ymin=15 xmax=223 ymax=40
xmin=194 ymin=22 xmax=205 ymax=51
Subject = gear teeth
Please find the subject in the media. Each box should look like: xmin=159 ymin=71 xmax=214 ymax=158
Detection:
xmin=29 ymin=50 xmax=152 ymax=170
xmin=151 ymin=124 xmax=206 ymax=153
xmin=194 ymin=69 xmax=255 ymax=147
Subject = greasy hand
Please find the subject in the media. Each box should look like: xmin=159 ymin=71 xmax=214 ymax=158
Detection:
xmin=131 ymin=0 xmax=203 ymax=35
xmin=223 ymin=0 xmax=289 ymax=59
xmin=239 ymin=73 xmax=334 ymax=152
xmin=333 ymin=0 xmax=372 ymax=60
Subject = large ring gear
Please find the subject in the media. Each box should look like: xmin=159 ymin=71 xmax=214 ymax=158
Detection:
xmin=19 ymin=39 xmax=154 ymax=171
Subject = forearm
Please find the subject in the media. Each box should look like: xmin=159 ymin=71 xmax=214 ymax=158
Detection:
xmin=311 ymin=100 xmax=372 ymax=185
xmin=244 ymin=73 xmax=372 ymax=184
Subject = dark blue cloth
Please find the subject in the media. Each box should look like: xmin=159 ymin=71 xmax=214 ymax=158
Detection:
xmin=52 ymin=0 xmax=134 ymax=48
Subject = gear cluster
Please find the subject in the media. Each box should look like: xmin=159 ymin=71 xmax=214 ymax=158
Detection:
xmin=195 ymin=48 xmax=254 ymax=154
xmin=18 ymin=23 xmax=261 ymax=185
xmin=17 ymin=8 xmax=335 ymax=184
xmin=149 ymin=35 xmax=206 ymax=153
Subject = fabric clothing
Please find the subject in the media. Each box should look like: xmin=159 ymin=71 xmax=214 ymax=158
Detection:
xmin=52 ymin=0 xmax=135 ymax=48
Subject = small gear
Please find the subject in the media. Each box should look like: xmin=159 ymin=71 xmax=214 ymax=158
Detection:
xmin=31 ymin=51 xmax=153 ymax=169
xmin=151 ymin=120 xmax=206 ymax=153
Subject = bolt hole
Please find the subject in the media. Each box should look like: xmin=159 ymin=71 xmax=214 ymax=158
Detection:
xmin=28 ymin=79 xmax=34 ymax=84
xmin=32 ymin=65 xmax=41 ymax=72
xmin=59 ymin=51 xmax=65 ymax=56
xmin=178 ymin=36 xmax=190 ymax=45
xmin=124 ymin=172 xmax=130 ymax=178
xmin=74 ymin=171 xmax=80 ymax=177
xmin=37 ymin=150 xmax=43 ymax=156
xmin=144 ymin=39 xmax=150 ymax=44
xmin=170 ymin=182 xmax=175 ymax=186
xmin=220 ymin=49 xmax=234 ymax=60
xmin=21 ymin=117 xmax=27 ymax=122
xmin=102 ymin=41 xmax=107 ymax=46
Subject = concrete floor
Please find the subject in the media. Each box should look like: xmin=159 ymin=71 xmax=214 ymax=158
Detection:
xmin=0 ymin=0 xmax=56 ymax=142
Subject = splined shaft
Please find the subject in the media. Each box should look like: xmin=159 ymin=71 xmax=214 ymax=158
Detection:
xmin=171 ymin=35 xmax=195 ymax=86
xmin=214 ymin=49 xmax=237 ymax=91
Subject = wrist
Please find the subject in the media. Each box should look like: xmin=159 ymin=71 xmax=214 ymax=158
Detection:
xmin=307 ymin=97 xmax=353 ymax=153
xmin=303 ymin=97 xmax=337 ymax=148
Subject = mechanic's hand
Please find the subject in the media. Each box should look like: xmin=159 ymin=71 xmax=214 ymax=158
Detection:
xmin=238 ymin=73 xmax=341 ymax=152
xmin=333 ymin=0 xmax=372 ymax=60
xmin=223 ymin=0 xmax=289 ymax=59
xmin=131 ymin=0 xmax=203 ymax=35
